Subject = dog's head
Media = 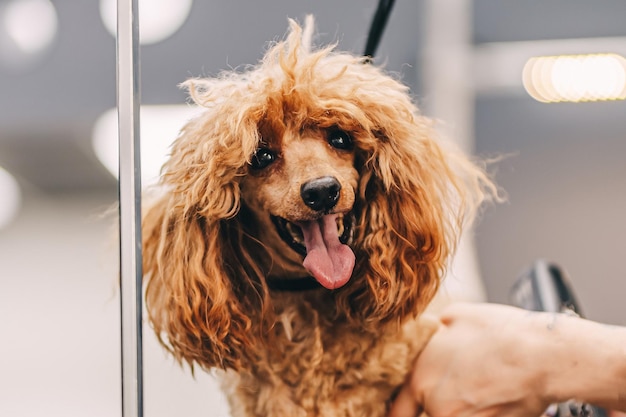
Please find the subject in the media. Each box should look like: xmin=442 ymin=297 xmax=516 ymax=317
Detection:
xmin=142 ymin=17 xmax=496 ymax=370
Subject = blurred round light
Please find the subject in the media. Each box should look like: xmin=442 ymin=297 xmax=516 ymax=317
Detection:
xmin=0 ymin=167 xmax=21 ymax=230
xmin=92 ymin=105 xmax=203 ymax=186
xmin=523 ymin=53 xmax=626 ymax=103
xmin=99 ymin=0 xmax=193 ymax=45
xmin=0 ymin=0 xmax=58 ymax=70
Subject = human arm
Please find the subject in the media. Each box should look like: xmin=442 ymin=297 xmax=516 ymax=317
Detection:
xmin=388 ymin=303 xmax=626 ymax=417
xmin=542 ymin=310 xmax=626 ymax=412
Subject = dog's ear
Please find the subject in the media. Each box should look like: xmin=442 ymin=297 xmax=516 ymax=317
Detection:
xmin=142 ymin=108 xmax=263 ymax=371
xmin=142 ymin=195 xmax=256 ymax=371
xmin=339 ymin=85 xmax=496 ymax=325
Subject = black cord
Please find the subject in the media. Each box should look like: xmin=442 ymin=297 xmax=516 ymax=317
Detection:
xmin=363 ymin=0 xmax=396 ymax=60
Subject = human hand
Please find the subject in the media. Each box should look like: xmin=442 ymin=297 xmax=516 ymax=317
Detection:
xmin=388 ymin=303 xmax=559 ymax=417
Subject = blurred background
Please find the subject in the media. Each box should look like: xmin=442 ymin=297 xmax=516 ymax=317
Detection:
xmin=0 ymin=0 xmax=624 ymax=416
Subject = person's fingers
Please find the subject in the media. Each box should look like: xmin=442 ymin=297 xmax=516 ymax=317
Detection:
xmin=388 ymin=383 xmax=422 ymax=417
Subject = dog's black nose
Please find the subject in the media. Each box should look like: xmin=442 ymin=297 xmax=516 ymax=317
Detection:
xmin=300 ymin=176 xmax=341 ymax=212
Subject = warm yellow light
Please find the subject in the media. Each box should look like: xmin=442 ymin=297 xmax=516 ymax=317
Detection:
xmin=523 ymin=53 xmax=626 ymax=103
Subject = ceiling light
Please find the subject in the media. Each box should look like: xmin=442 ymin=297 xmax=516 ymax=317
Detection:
xmin=0 ymin=167 xmax=21 ymax=230
xmin=0 ymin=0 xmax=58 ymax=70
xmin=99 ymin=0 xmax=193 ymax=45
xmin=92 ymin=105 xmax=203 ymax=186
xmin=473 ymin=37 xmax=626 ymax=95
xmin=523 ymin=53 xmax=626 ymax=103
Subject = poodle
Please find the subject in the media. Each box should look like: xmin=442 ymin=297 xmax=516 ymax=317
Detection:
xmin=142 ymin=16 xmax=495 ymax=417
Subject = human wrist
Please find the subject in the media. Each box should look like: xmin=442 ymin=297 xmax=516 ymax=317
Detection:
xmin=516 ymin=311 xmax=570 ymax=406
xmin=540 ymin=313 xmax=626 ymax=410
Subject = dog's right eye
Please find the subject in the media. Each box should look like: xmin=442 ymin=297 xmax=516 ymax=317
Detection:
xmin=250 ymin=147 xmax=276 ymax=170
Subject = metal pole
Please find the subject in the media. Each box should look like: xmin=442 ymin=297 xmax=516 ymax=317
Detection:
xmin=117 ymin=0 xmax=143 ymax=416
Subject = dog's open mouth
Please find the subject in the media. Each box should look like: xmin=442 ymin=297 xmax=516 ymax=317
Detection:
xmin=271 ymin=213 xmax=356 ymax=289
xmin=272 ymin=213 xmax=354 ymax=256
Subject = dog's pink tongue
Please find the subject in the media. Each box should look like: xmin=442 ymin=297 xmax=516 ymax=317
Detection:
xmin=298 ymin=214 xmax=355 ymax=290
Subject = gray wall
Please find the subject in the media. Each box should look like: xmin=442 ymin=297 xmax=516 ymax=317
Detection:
xmin=475 ymin=97 xmax=626 ymax=325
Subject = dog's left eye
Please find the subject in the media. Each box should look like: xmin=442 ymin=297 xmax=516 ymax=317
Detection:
xmin=250 ymin=147 xmax=276 ymax=170
xmin=328 ymin=129 xmax=353 ymax=150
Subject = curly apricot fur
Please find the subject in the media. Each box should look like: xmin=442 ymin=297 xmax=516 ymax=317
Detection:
xmin=142 ymin=16 xmax=497 ymax=417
